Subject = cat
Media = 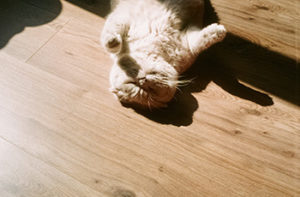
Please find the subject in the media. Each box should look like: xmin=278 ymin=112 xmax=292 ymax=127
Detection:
xmin=101 ymin=0 xmax=226 ymax=108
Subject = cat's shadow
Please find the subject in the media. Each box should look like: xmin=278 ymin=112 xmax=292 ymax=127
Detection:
xmin=126 ymin=37 xmax=275 ymax=126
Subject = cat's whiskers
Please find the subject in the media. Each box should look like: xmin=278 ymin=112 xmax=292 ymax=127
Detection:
xmin=176 ymin=77 xmax=195 ymax=87
xmin=175 ymin=86 xmax=183 ymax=94
xmin=147 ymin=100 xmax=152 ymax=111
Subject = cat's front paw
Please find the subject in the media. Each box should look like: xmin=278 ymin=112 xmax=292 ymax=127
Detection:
xmin=102 ymin=33 xmax=122 ymax=54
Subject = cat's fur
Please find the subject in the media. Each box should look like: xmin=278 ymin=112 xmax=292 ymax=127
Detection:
xmin=101 ymin=0 xmax=226 ymax=108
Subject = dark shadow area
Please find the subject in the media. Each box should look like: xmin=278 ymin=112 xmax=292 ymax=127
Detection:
xmin=127 ymin=37 xmax=276 ymax=126
xmin=65 ymin=0 xmax=111 ymax=17
xmin=213 ymin=33 xmax=299 ymax=106
xmin=0 ymin=0 xmax=62 ymax=49
xmin=122 ymin=92 xmax=199 ymax=127
xmin=65 ymin=0 xmax=299 ymax=126
xmin=201 ymin=0 xmax=299 ymax=107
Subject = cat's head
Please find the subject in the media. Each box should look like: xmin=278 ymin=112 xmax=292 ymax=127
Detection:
xmin=109 ymin=54 xmax=179 ymax=108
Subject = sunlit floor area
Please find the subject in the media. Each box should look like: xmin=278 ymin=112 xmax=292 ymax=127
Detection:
xmin=0 ymin=0 xmax=299 ymax=196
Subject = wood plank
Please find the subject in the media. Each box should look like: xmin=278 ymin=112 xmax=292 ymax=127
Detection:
xmin=0 ymin=137 xmax=103 ymax=197
xmin=26 ymin=14 xmax=109 ymax=92
xmin=210 ymin=0 xmax=300 ymax=60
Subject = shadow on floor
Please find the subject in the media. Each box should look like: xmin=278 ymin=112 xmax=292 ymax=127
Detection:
xmin=65 ymin=0 xmax=112 ymax=17
xmin=0 ymin=0 xmax=62 ymax=49
xmin=130 ymin=36 xmax=278 ymax=126
xmin=120 ymin=0 xmax=298 ymax=126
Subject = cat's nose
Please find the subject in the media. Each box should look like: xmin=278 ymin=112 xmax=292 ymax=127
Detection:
xmin=137 ymin=77 xmax=153 ymax=91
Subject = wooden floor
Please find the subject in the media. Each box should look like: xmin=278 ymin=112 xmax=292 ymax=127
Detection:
xmin=0 ymin=0 xmax=299 ymax=196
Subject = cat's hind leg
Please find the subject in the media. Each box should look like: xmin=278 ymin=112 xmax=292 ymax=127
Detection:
xmin=184 ymin=23 xmax=226 ymax=56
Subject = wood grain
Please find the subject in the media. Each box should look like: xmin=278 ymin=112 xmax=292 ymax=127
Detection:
xmin=210 ymin=0 xmax=300 ymax=60
xmin=0 ymin=137 xmax=102 ymax=197
xmin=0 ymin=0 xmax=299 ymax=197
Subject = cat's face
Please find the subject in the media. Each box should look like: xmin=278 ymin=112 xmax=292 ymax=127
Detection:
xmin=109 ymin=54 xmax=178 ymax=108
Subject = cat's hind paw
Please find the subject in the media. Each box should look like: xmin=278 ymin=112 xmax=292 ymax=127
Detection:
xmin=206 ymin=23 xmax=227 ymax=42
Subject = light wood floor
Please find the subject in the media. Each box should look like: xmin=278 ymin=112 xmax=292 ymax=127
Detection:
xmin=0 ymin=0 xmax=299 ymax=196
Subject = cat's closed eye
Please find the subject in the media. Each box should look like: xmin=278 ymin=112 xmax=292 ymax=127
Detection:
xmin=148 ymin=71 xmax=159 ymax=75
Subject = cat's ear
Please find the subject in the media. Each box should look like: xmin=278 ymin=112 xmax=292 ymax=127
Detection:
xmin=183 ymin=23 xmax=226 ymax=56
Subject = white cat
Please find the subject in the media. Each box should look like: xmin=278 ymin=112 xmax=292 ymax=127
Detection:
xmin=101 ymin=0 xmax=226 ymax=108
